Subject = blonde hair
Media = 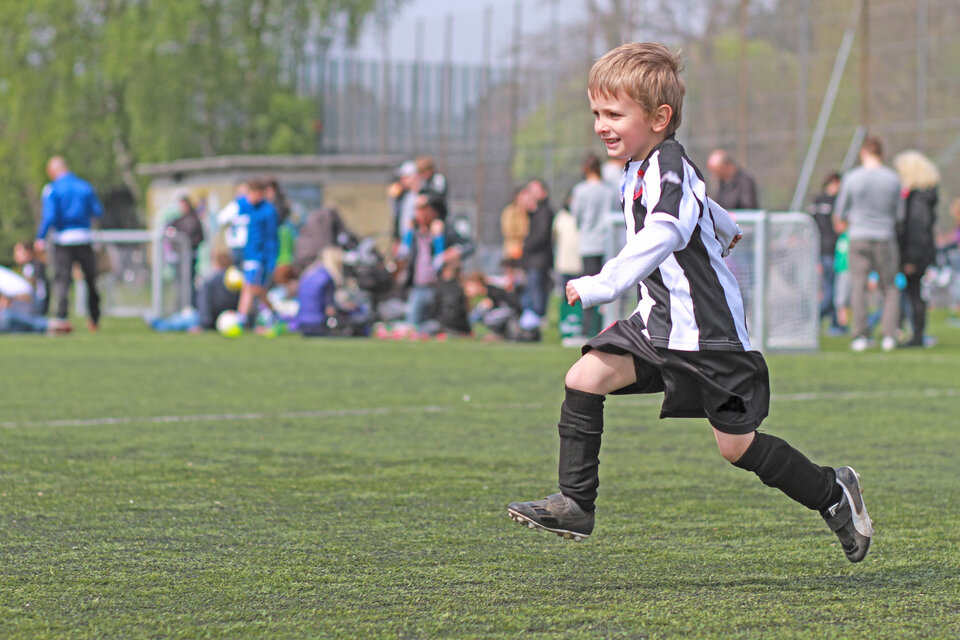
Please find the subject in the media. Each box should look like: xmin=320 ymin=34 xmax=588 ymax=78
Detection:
xmin=588 ymin=42 xmax=685 ymax=136
xmin=894 ymin=150 xmax=941 ymax=191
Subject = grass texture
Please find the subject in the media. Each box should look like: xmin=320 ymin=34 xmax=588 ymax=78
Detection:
xmin=2 ymin=315 xmax=959 ymax=639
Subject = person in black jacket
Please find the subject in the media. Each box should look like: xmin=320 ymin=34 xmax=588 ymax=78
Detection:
xmin=894 ymin=150 xmax=940 ymax=347
xmin=807 ymin=172 xmax=843 ymax=333
xmin=519 ymin=179 xmax=555 ymax=325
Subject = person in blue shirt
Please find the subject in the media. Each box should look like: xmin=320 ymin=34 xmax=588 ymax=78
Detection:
xmin=35 ymin=156 xmax=104 ymax=332
xmin=237 ymin=178 xmax=279 ymax=326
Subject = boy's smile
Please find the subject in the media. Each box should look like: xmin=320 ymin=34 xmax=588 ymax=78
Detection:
xmin=589 ymin=91 xmax=670 ymax=162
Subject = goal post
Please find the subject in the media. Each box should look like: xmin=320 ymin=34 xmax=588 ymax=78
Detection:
xmin=601 ymin=210 xmax=820 ymax=352
xmin=69 ymin=229 xmax=194 ymax=319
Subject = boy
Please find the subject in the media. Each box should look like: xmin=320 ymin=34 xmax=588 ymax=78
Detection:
xmin=507 ymin=42 xmax=873 ymax=563
xmin=14 ymin=240 xmax=49 ymax=316
xmin=237 ymin=178 xmax=279 ymax=327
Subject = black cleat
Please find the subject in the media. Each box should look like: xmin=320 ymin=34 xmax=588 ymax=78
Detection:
xmin=507 ymin=493 xmax=594 ymax=541
xmin=821 ymin=466 xmax=874 ymax=562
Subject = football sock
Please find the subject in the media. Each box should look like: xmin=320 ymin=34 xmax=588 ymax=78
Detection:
xmin=557 ymin=386 xmax=605 ymax=513
xmin=733 ymin=432 xmax=843 ymax=511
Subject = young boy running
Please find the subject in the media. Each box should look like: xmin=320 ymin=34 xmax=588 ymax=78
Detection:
xmin=507 ymin=42 xmax=873 ymax=562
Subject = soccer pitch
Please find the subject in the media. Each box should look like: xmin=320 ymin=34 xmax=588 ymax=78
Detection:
xmin=2 ymin=318 xmax=959 ymax=639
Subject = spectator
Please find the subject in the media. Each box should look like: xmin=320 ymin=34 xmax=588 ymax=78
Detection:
xmin=463 ymin=270 xmax=523 ymax=339
xmin=35 ymin=155 xmax=104 ymax=332
xmin=706 ymin=149 xmax=759 ymax=210
xmin=166 ymin=195 xmax=205 ymax=307
xmin=216 ymin=181 xmax=250 ymax=265
xmin=293 ymin=249 xmax=339 ymax=337
xmin=13 ymin=239 xmax=49 ymax=316
xmin=266 ymin=178 xmax=296 ymax=269
xmin=807 ymin=172 xmax=843 ymax=334
xmin=519 ymin=179 xmax=555 ymax=327
xmin=833 ymin=136 xmax=903 ymax=352
xmin=398 ymin=192 xmax=473 ymax=333
xmin=500 ymin=187 xmax=529 ymax=272
xmin=416 ymin=155 xmax=448 ymax=213
xmin=0 ymin=265 xmax=52 ymax=334
xmin=293 ymin=207 xmax=350 ymax=274
xmin=553 ymin=194 xmax=583 ymax=342
xmin=425 ymin=262 xmax=472 ymax=336
xmin=571 ymin=153 xmax=617 ymax=336
xmin=197 ymin=251 xmax=242 ymax=330
xmin=894 ymin=150 xmax=940 ymax=348
xmin=391 ymin=160 xmax=420 ymax=243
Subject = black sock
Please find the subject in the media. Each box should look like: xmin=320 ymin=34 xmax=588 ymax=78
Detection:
xmin=557 ymin=386 xmax=605 ymax=513
xmin=733 ymin=432 xmax=842 ymax=512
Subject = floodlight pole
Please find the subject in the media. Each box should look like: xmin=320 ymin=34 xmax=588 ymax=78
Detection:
xmin=790 ymin=0 xmax=864 ymax=212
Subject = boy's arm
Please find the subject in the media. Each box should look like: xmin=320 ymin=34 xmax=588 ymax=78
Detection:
xmin=36 ymin=185 xmax=56 ymax=245
xmin=569 ymin=150 xmax=698 ymax=308
xmin=568 ymin=217 xmax=684 ymax=307
xmin=706 ymin=198 xmax=743 ymax=257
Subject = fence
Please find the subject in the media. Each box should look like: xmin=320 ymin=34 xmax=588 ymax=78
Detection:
xmin=298 ymin=0 xmax=960 ymax=247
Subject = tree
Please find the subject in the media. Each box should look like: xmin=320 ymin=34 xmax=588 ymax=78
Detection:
xmin=0 ymin=0 xmax=402 ymax=262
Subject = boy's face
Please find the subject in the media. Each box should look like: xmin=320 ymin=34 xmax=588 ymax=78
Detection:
xmin=589 ymin=90 xmax=670 ymax=162
xmin=247 ymin=189 xmax=264 ymax=205
xmin=13 ymin=244 xmax=30 ymax=265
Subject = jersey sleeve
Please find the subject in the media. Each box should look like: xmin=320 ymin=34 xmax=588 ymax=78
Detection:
xmin=569 ymin=218 xmax=683 ymax=308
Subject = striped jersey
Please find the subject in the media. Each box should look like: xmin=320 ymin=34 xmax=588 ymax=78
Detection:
xmin=570 ymin=135 xmax=751 ymax=352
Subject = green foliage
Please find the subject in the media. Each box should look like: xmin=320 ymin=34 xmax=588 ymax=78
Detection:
xmin=0 ymin=0 xmax=398 ymax=261
xmin=1 ymin=315 xmax=959 ymax=637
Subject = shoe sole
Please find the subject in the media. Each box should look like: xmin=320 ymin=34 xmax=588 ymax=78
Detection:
xmin=836 ymin=466 xmax=874 ymax=538
xmin=507 ymin=508 xmax=590 ymax=541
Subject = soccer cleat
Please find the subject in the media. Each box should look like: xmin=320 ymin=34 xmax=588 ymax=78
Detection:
xmin=507 ymin=493 xmax=594 ymax=541
xmin=821 ymin=466 xmax=874 ymax=562
xmin=881 ymin=336 xmax=896 ymax=352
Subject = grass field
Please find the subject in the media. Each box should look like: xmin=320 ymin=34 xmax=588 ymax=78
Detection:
xmin=2 ymin=315 xmax=959 ymax=639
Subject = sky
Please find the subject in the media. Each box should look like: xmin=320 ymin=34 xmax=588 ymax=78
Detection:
xmin=337 ymin=0 xmax=588 ymax=65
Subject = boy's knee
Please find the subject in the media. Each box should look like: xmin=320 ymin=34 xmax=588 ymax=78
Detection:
xmin=715 ymin=430 xmax=756 ymax=464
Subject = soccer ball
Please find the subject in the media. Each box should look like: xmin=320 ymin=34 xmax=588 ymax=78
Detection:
xmin=216 ymin=310 xmax=244 ymax=337
xmin=224 ymin=266 xmax=244 ymax=292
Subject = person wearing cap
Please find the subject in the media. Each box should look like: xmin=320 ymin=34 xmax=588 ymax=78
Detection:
xmin=391 ymin=160 xmax=421 ymax=242
xmin=397 ymin=192 xmax=473 ymax=332
xmin=416 ymin=155 xmax=448 ymax=217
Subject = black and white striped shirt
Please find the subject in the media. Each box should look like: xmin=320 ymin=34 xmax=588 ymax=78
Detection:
xmin=570 ymin=136 xmax=751 ymax=352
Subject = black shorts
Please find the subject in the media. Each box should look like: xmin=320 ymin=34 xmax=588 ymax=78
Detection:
xmin=583 ymin=315 xmax=770 ymax=434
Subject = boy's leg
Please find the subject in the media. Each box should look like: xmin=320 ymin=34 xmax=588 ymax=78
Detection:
xmin=507 ymin=350 xmax=636 ymax=540
xmin=717 ymin=428 xmax=873 ymax=562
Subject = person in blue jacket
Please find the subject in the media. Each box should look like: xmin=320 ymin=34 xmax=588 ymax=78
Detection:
xmin=34 ymin=156 xmax=104 ymax=332
xmin=237 ymin=178 xmax=279 ymax=326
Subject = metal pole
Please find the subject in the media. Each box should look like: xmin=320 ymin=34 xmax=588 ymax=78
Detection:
xmin=789 ymin=0 xmax=864 ymax=212
xmin=474 ymin=5 xmax=493 ymax=243
xmin=916 ymin=0 xmax=928 ymax=147
xmin=737 ymin=0 xmax=750 ymax=165
xmin=753 ymin=211 xmax=768 ymax=352
xmin=440 ymin=14 xmax=453 ymax=169
xmin=797 ymin=0 xmax=810 ymax=168
xmin=858 ymin=0 xmax=870 ymax=131
xmin=413 ymin=19 xmax=424 ymax=152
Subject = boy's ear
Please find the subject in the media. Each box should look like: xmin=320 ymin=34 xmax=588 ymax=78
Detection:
xmin=651 ymin=104 xmax=673 ymax=133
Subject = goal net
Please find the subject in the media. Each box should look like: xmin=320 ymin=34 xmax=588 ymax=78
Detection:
xmin=69 ymin=229 xmax=194 ymax=319
xmin=601 ymin=210 xmax=819 ymax=352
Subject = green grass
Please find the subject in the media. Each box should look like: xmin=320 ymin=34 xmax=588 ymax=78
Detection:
xmin=2 ymin=315 xmax=959 ymax=639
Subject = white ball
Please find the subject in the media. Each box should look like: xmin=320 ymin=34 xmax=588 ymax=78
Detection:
xmin=216 ymin=310 xmax=244 ymax=337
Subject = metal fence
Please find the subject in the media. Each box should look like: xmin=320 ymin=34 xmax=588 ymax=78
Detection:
xmin=297 ymin=0 xmax=960 ymax=250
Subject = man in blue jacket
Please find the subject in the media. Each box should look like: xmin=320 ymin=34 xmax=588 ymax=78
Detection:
xmin=35 ymin=156 xmax=104 ymax=332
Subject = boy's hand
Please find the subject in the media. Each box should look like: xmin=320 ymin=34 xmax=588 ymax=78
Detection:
xmin=729 ymin=233 xmax=742 ymax=250
xmin=566 ymin=281 xmax=580 ymax=305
